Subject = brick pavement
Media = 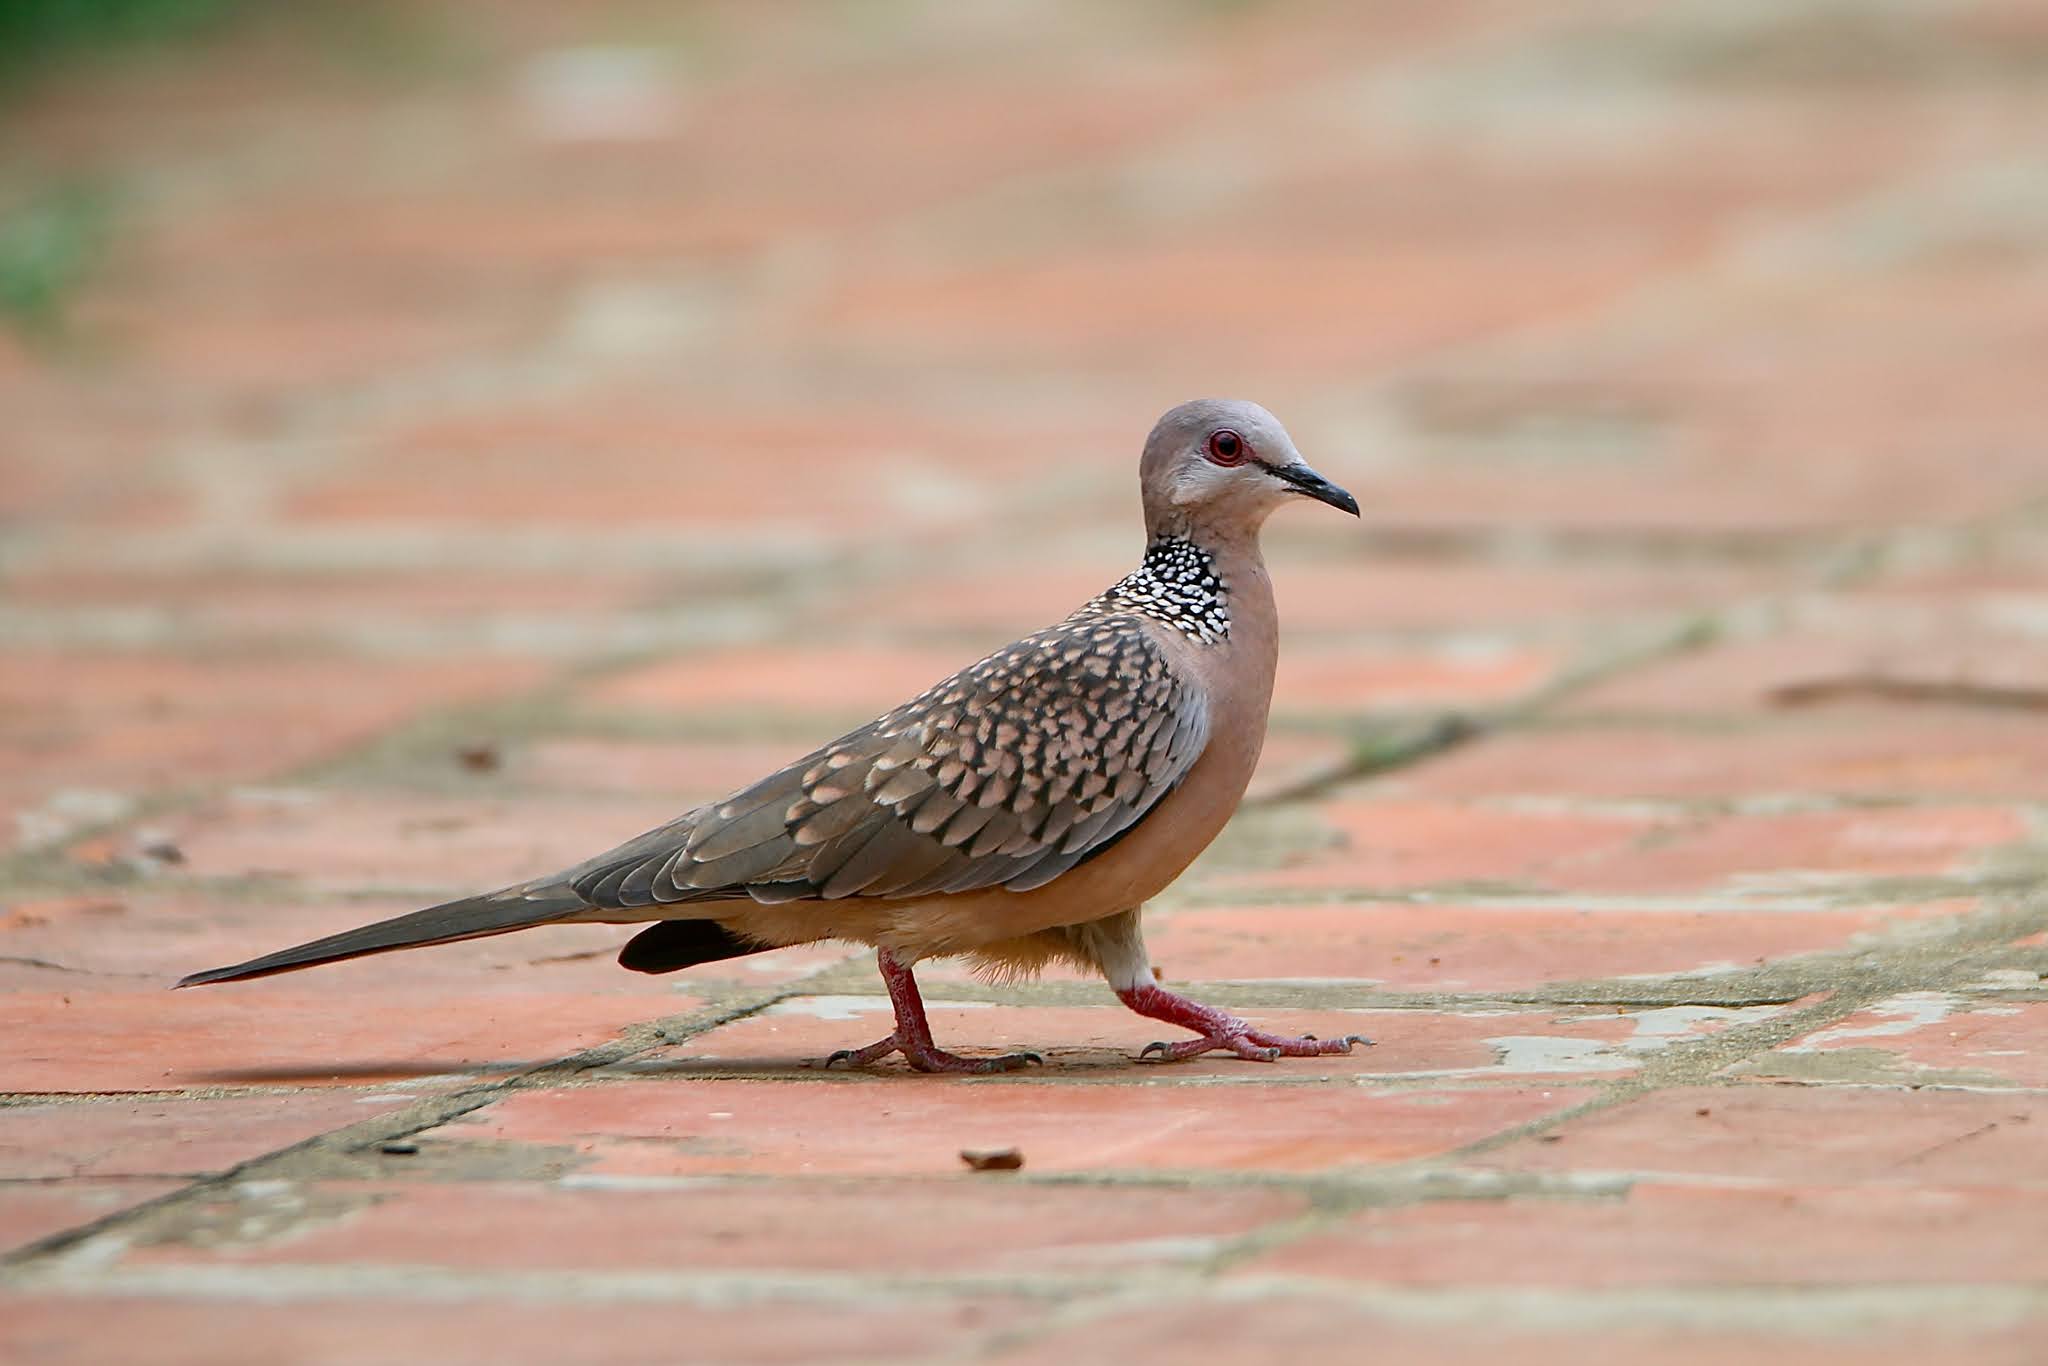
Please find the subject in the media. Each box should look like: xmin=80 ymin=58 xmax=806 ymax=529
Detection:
xmin=3 ymin=2 xmax=2047 ymax=1362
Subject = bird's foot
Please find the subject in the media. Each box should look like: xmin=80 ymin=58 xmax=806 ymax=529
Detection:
xmin=1116 ymin=982 xmax=1371 ymax=1064
xmin=823 ymin=1033 xmax=1043 ymax=1074
xmin=1138 ymin=1028 xmax=1367 ymax=1063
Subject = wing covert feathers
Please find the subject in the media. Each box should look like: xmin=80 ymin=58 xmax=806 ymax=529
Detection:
xmin=570 ymin=615 xmax=1209 ymax=909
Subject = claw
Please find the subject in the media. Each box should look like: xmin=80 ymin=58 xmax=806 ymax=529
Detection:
xmin=1139 ymin=1040 xmax=1172 ymax=1061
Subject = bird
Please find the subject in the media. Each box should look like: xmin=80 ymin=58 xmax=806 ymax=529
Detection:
xmin=179 ymin=399 xmax=1370 ymax=1072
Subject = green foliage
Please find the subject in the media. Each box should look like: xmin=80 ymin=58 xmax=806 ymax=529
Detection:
xmin=0 ymin=183 xmax=112 ymax=340
xmin=0 ymin=0 xmax=243 ymax=92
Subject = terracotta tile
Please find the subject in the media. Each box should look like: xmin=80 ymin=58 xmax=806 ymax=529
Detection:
xmin=1739 ymin=994 xmax=2048 ymax=1088
xmin=1 ymin=652 xmax=548 ymax=852
xmin=1275 ymin=642 xmax=1560 ymax=711
xmin=434 ymin=1078 xmax=1593 ymax=1177
xmin=0 ymin=1095 xmax=408 ymax=1180
xmin=993 ymin=1295 xmax=2047 ymax=1366
xmin=1143 ymin=901 xmax=1962 ymax=992
xmin=134 ymin=1178 xmax=1305 ymax=1276
xmin=289 ymin=402 xmax=1063 ymax=537
xmin=117 ymin=788 xmax=690 ymax=895
xmin=1267 ymin=559 xmax=1779 ymax=636
xmin=1562 ymin=806 xmax=2028 ymax=893
xmin=513 ymin=737 xmax=821 ymax=803
xmin=624 ymin=995 xmax=1787 ymax=1083
xmin=1481 ymin=1087 xmax=2048 ymax=1187
xmin=1251 ymin=800 xmax=2027 ymax=895
xmin=0 ymin=1293 xmax=1024 ymax=1366
xmin=1247 ymin=1181 xmax=2048 ymax=1286
xmin=1235 ymin=800 xmax=1655 ymax=892
xmin=0 ymin=985 xmax=686 ymax=1093
xmin=586 ymin=644 xmax=1003 ymax=719
xmin=7 ymin=567 xmax=654 ymax=648
xmin=0 ymin=891 xmax=843 ymax=1007
xmin=1568 ymin=630 xmax=2048 ymax=717
xmin=815 ymin=242 xmax=1692 ymax=383
xmin=0 ymin=1181 xmax=181 ymax=1255
xmin=1389 ymin=715 xmax=2048 ymax=801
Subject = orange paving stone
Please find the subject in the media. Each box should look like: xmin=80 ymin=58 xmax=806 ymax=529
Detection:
xmin=0 ymin=1096 xmax=410 ymax=1180
xmin=1244 ymin=1181 xmax=2048 ymax=1286
xmin=0 ymin=652 xmax=551 ymax=852
xmin=1385 ymin=714 xmax=2048 ymax=801
xmin=588 ymin=643 xmax=999 ymax=718
xmin=433 ymin=1077 xmax=1595 ymax=1178
xmin=0 ymin=894 xmax=658 ymax=987
xmin=128 ymin=1178 xmax=1307 ymax=1276
xmin=1738 ymin=994 xmax=2048 ymax=1088
xmin=511 ymin=736 xmax=832 ymax=802
xmin=0 ymin=986 xmax=691 ymax=1094
xmin=1239 ymin=798 xmax=2028 ymax=894
xmin=1143 ymin=901 xmax=1966 ymax=992
xmin=1273 ymin=640 xmax=1561 ymax=711
xmin=631 ymin=994 xmax=1787 ymax=1082
xmin=1479 ymin=1087 xmax=2048 ymax=1187
xmin=991 ymin=1297 xmax=2048 ymax=1366
xmin=0 ymin=1294 xmax=1031 ymax=1366
xmin=1567 ymin=628 xmax=2048 ymax=717
xmin=0 ymin=1182 xmax=181 ymax=1256
xmin=119 ymin=788 xmax=694 ymax=895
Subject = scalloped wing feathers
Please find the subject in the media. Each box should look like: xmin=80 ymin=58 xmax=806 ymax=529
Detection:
xmin=566 ymin=615 xmax=1209 ymax=910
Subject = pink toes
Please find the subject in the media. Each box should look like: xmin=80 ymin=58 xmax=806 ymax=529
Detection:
xmin=824 ymin=1033 xmax=1043 ymax=1074
xmin=1137 ymin=1027 xmax=1372 ymax=1063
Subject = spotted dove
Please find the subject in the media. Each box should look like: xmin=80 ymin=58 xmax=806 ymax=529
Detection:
xmin=180 ymin=400 xmax=1368 ymax=1072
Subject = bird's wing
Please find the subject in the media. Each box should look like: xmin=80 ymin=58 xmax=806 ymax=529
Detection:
xmin=567 ymin=615 xmax=1210 ymax=908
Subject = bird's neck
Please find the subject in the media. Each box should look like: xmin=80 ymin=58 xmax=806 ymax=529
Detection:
xmin=1097 ymin=531 xmax=1270 ymax=648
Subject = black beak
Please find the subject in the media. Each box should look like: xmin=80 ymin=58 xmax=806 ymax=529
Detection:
xmin=1273 ymin=462 xmax=1359 ymax=517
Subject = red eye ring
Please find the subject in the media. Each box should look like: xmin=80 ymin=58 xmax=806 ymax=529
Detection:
xmin=1206 ymin=428 xmax=1249 ymax=466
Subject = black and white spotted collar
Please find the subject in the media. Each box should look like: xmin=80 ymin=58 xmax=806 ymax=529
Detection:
xmin=1091 ymin=537 xmax=1230 ymax=645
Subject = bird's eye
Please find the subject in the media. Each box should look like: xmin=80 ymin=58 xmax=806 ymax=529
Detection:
xmin=1206 ymin=428 xmax=1248 ymax=466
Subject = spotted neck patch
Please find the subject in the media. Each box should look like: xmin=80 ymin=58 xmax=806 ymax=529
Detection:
xmin=1089 ymin=537 xmax=1230 ymax=644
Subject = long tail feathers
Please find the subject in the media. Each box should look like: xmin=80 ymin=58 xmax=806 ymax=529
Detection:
xmin=175 ymin=886 xmax=589 ymax=988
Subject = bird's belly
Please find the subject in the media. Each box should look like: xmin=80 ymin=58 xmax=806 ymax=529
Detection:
xmin=880 ymin=746 xmax=1256 ymax=958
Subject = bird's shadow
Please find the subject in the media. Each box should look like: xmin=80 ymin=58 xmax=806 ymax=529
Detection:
xmin=187 ymin=1059 xmax=545 ymax=1084
xmin=189 ymin=1046 xmax=1134 ymax=1085
xmin=611 ymin=1046 xmax=1128 ymax=1078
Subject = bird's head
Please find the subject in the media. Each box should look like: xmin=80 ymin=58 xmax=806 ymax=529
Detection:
xmin=1139 ymin=398 xmax=1357 ymax=540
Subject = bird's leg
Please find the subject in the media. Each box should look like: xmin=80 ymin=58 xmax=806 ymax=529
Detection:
xmin=824 ymin=949 xmax=1042 ymax=1074
xmin=1081 ymin=908 xmax=1370 ymax=1063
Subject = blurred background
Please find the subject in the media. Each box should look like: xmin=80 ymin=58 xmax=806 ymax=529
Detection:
xmin=6 ymin=0 xmax=2048 ymax=849
xmin=3 ymin=0 xmax=2047 ymax=903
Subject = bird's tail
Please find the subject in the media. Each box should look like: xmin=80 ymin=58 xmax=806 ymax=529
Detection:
xmin=175 ymin=885 xmax=589 ymax=988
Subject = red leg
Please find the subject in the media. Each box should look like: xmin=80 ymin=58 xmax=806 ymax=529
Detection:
xmin=1116 ymin=982 xmax=1371 ymax=1062
xmin=823 ymin=950 xmax=1043 ymax=1074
